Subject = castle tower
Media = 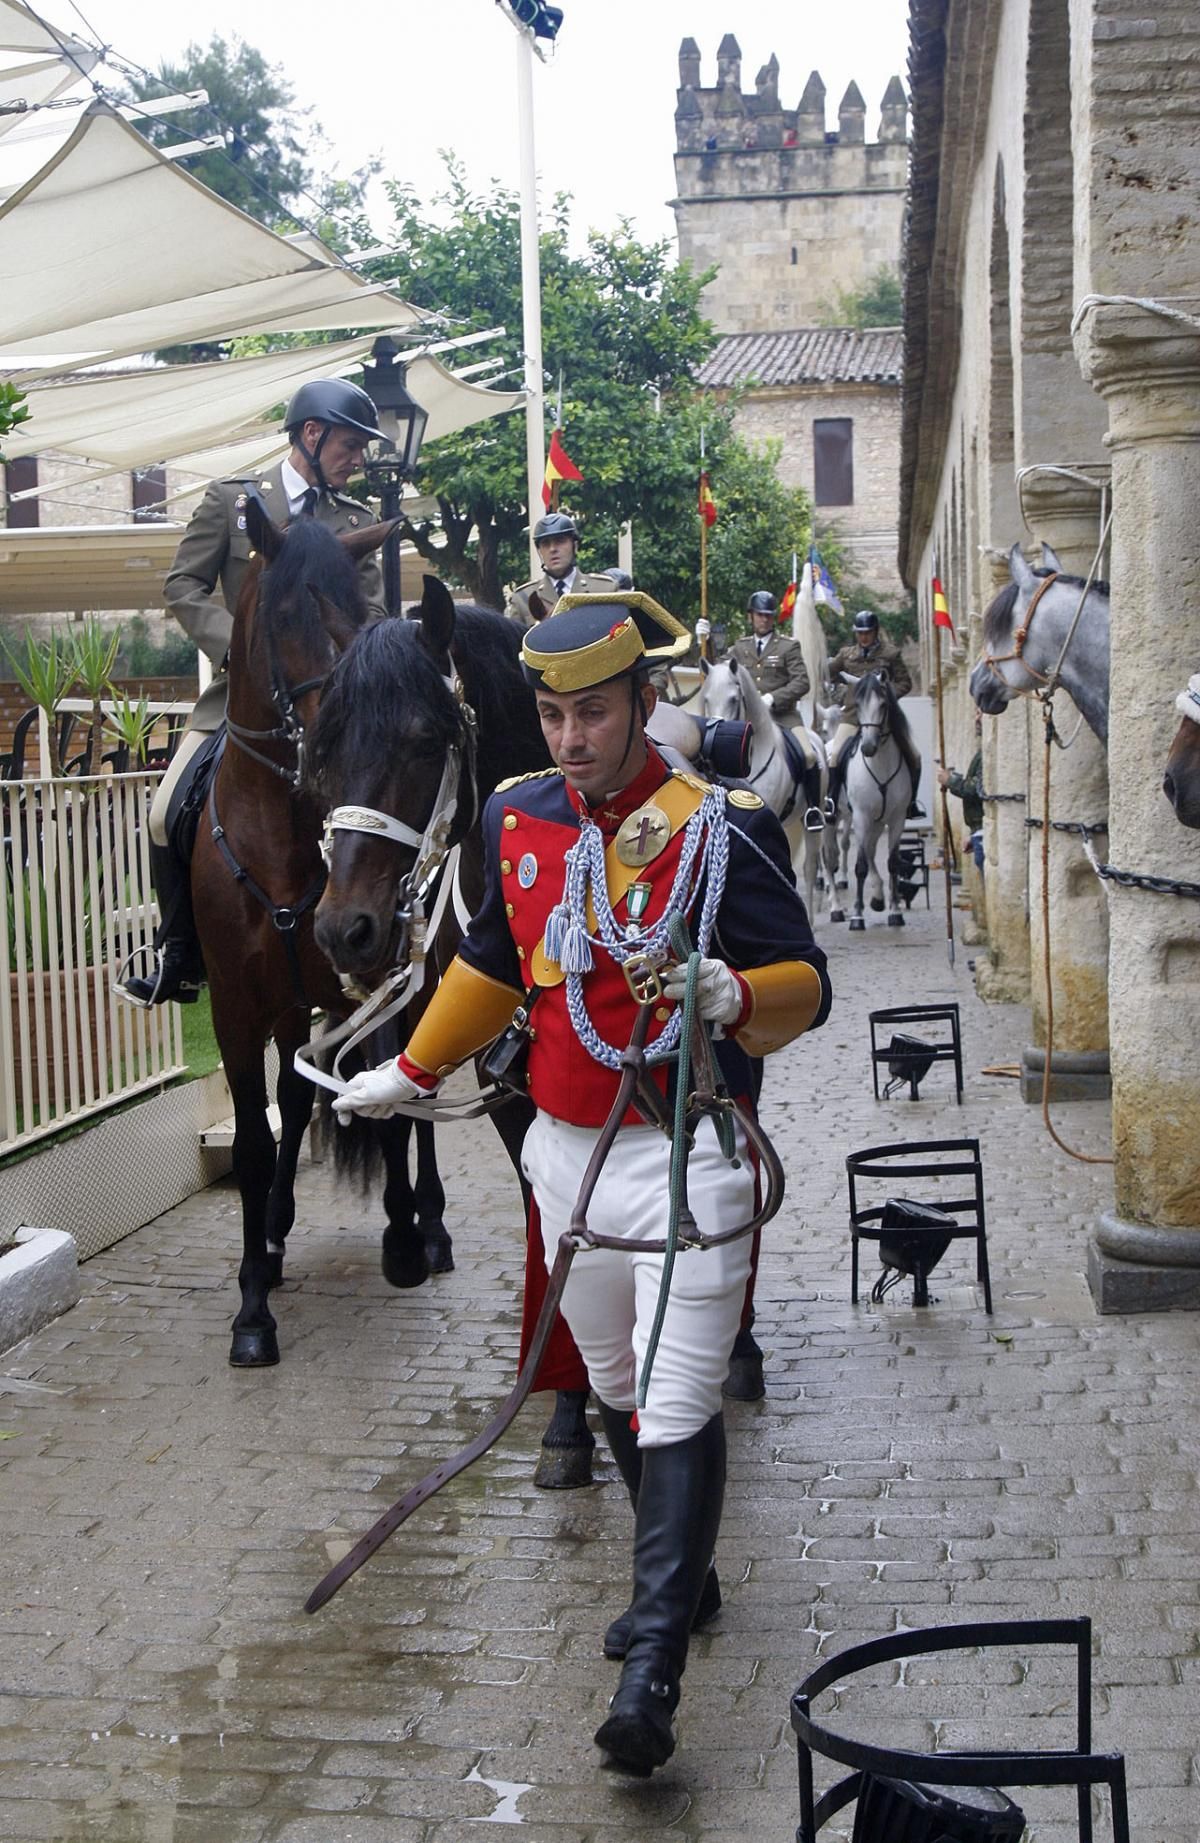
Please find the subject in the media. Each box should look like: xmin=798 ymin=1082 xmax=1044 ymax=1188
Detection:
xmin=671 ymin=37 xmax=908 ymax=335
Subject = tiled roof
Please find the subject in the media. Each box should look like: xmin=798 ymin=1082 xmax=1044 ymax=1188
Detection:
xmin=697 ymin=326 xmax=903 ymax=390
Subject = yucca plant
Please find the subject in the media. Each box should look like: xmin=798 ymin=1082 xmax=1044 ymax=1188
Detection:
xmin=69 ymin=617 xmax=121 ymax=776
xmin=3 ymin=629 xmax=74 ymax=775
xmin=103 ymin=691 xmax=155 ymax=767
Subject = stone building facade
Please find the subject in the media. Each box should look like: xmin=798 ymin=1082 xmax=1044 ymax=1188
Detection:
xmin=899 ymin=0 xmax=1200 ymax=1310
xmin=671 ymin=36 xmax=908 ymax=334
xmin=698 ymin=328 xmax=905 ymax=599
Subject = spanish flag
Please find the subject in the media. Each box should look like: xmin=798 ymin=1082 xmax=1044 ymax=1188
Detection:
xmin=542 ymin=428 xmax=583 ymax=508
xmin=932 ymin=576 xmax=955 ymax=640
xmin=698 ymin=471 xmax=717 ymax=528
xmin=779 ymin=579 xmax=797 ymax=622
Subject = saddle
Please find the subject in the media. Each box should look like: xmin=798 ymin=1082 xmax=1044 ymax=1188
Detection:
xmin=166 ymin=725 xmax=226 ymax=870
xmin=778 ymin=727 xmax=826 ymax=830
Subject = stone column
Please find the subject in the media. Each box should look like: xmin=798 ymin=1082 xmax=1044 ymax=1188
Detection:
xmin=1076 ymin=299 xmax=1200 ymax=1309
xmin=976 ymin=553 xmax=1031 ymax=1004
xmin=1018 ymin=472 xmax=1111 ymax=1102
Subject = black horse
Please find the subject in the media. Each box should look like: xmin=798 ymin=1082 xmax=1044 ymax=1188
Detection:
xmin=304 ymin=577 xmax=595 ymax=1485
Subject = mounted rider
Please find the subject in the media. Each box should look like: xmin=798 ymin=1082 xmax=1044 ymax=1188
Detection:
xmin=728 ymin=590 xmax=822 ymax=793
xmin=504 ymin=510 xmax=617 ymax=629
xmin=826 ymin=609 xmax=914 ymax=806
xmin=119 ymin=378 xmax=389 ymax=1008
xmin=334 ymin=589 xmax=831 ymax=1777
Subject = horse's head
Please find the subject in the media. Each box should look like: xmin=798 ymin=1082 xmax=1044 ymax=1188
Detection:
xmin=307 ymin=576 xmax=478 ymax=982
xmin=853 ymin=670 xmax=893 ymax=757
xmin=969 ymin=542 xmax=1110 ymax=743
xmin=234 ymin=497 xmax=396 ymax=746
xmin=1164 ymin=676 xmax=1200 ymax=828
xmin=700 ymin=656 xmax=743 ymax=723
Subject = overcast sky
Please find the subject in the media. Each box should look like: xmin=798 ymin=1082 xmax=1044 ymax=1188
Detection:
xmin=77 ymin=0 xmax=911 ymax=251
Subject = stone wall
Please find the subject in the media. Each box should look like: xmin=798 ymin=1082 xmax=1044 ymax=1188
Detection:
xmin=730 ymin=381 xmax=904 ymax=599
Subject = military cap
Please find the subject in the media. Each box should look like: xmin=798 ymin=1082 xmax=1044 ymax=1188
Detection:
xmin=520 ymin=591 xmax=690 ymax=693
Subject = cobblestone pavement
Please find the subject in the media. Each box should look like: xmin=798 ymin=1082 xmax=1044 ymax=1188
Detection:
xmin=2 ymin=901 xmax=1198 ymax=1843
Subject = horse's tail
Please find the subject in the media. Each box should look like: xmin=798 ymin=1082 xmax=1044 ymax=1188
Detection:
xmin=793 ymin=569 xmax=829 ymax=727
xmin=323 ymin=1012 xmax=403 ymax=1190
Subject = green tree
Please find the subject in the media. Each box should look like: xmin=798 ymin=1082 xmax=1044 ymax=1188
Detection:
xmin=364 ymin=168 xmax=815 ymax=612
xmin=818 ymin=264 xmax=903 ymax=330
xmin=0 ymin=381 xmax=30 ymax=460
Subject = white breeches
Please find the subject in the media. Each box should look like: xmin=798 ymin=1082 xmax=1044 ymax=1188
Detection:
xmin=827 ymin=719 xmax=858 ymax=769
xmin=148 ymin=728 xmax=214 ymax=846
xmin=523 ymin=1110 xmax=754 ymax=1447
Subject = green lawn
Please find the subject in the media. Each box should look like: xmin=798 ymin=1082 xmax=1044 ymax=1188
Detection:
xmin=181 ymin=990 xmax=222 ymax=1079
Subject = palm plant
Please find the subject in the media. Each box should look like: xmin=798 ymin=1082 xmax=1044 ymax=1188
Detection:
xmin=103 ymin=691 xmax=155 ymax=767
xmin=69 ymin=618 xmax=121 ymax=776
xmin=3 ymin=630 xmax=74 ymax=775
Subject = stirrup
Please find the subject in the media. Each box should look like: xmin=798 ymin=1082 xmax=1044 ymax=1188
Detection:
xmin=803 ymin=806 xmax=826 ymax=833
xmin=113 ymin=944 xmax=202 ymax=1009
xmin=823 ymin=796 xmax=836 ymax=820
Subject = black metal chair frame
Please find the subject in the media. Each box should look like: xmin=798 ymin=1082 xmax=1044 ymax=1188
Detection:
xmin=792 ymin=1617 xmax=1130 ymax=1843
xmin=847 ymin=1136 xmax=992 ymax=1313
xmin=899 ymin=828 xmax=932 ymax=908
xmin=870 ymin=1000 xmax=963 ymax=1103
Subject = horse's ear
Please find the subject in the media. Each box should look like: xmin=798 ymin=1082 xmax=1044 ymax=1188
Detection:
xmin=1041 ymin=543 xmax=1064 ymax=573
xmin=338 ymin=516 xmax=401 ymax=563
xmin=416 ymin=573 xmax=456 ymax=666
xmin=527 ymin=590 xmax=547 ymax=624
xmin=1009 ymin=542 xmax=1036 ymax=591
xmin=699 ymin=655 xmax=710 ymax=677
xmin=245 ymin=493 xmax=283 ymax=562
xmin=839 ymin=670 xmax=857 ymax=685
xmin=312 ymin=588 xmax=361 ymax=655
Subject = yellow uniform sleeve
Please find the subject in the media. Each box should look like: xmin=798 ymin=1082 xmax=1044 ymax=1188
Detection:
xmin=404 ymin=955 xmax=526 ymax=1078
xmin=731 ymin=960 xmax=826 ymax=1058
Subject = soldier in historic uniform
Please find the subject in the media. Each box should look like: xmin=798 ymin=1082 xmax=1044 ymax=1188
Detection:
xmin=728 ymin=590 xmax=810 ymax=727
xmin=826 ymin=608 xmax=915 ymax=802
xmin=504 ymin=510 xmax=616 ymax=629
xmin=334 ymin=590 xmax=832 ymax=1776
xmin=119 ymin=378 xmax=389 ymax=1007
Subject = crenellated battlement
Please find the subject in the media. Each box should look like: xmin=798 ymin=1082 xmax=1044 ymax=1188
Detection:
xmin=673 ymin=36 xmax=906 ymax=164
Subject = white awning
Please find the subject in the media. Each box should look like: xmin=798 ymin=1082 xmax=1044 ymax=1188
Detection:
xmin=5 ymin=341 xmax=524 ymax=473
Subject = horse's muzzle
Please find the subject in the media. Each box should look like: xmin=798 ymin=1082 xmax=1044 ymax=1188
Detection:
xmin=314 ymin=901 xmax=395 ymax=979
xmin=968 ymin=662 xmax=1010 ymax=714
xmin=861 ymin=736 xmax=878 ymax=758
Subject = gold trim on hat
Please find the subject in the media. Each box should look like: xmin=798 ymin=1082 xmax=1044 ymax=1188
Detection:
xmin=552 ymin=590 xmax=692 ymax=658
xmin=522 ymin=615 xmax=645 ymax=692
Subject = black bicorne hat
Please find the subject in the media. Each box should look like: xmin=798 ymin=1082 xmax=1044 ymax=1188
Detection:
xmin=520 ymin=592 xmax=690 ymax=693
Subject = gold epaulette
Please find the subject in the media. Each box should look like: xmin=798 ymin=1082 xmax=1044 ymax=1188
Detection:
xmin=672 ymin=768 xmax=712 ymax=795
xmin=494 ymin=767 xmax=562 ymax=793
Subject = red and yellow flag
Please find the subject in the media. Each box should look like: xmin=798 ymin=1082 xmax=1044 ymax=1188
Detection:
xmin=698 ymin=471 xmax=717 ymax=528
xmin=932 ymin=575 xmax=955 ymax=641
xmin=542 ymin=428 xmax=583 ymax=508
xmin=779 ymin=579 xmax=797 ymax=622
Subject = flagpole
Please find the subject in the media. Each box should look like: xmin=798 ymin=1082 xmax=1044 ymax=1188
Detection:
xmin=933 ymin=607 xmax=956 ymax=969
xmin=699 ymin=426 xmax=709 ymax=636
xmin=514 ymin=20 xmax=546 ymax=576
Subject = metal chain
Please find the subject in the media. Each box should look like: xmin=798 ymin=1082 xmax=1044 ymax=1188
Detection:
xmin=1079 ymin=831 xmax=1200 ymax=901
xmin=1024 ymin=818 xmax=1108 ymax=838
xmin=980 ymin=792 xmax=1027 ymax=804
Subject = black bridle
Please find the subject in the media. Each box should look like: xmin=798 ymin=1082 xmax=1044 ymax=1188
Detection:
xmin=225 ymin=581 xmax=332 ymax=789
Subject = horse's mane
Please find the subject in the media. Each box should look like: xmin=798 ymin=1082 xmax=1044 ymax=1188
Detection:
xmin=982 ymin=567 xmax=1110 ymax=646
xmin=304 ymin=603 xmax=548 ymax=801
xmin=257 ymin=517 xmax=369 ymax=651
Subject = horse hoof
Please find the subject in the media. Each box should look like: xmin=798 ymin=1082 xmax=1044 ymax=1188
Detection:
xmin=829 ymin=908 xmax=845 ymax=924
xmin=870 ymin=897 xmax=886 ymax=913
xmin=887 ymin=911 xmax=906 ymax=928
xmin=723 ymin=1353 xmax=766 ymax=1401
xmin=534 ymin=1444 xmax=595 ymax=1489
xmin=381 ymin=1237 xmax=431 ymax=1290
xmin=422 ymin=1224 xmax=455 ymax=1275
xmin=848 ymin=917 xmax=865 ymax=932
xmin=230 ymin=1326 xmax=280 ymax=1367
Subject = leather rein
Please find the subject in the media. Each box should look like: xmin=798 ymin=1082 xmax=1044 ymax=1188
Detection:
xmin=304 ymin=994 xmax=785 ymax=1614
xmin=979 ymin=570 xmax=1060 ymax=687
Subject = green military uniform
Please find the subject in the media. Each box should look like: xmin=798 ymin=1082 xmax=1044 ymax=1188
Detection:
xmin=828 ymin=631 xmax=913 ymax=711
xmin=946 ymin=749 xmax=984 ymax=831
xmin=164 ymin=461 xmax=387 ymax=732
xmin=504 ymin=567 xmax=619 ymax=633
xmin=728 ymin=629 xmax=810 ymax=728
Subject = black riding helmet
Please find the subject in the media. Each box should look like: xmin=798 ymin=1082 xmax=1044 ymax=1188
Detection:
xmin=283 ymin=377 xmax=389 ymax=496
xmin=532 ymin=511 xmax=580 ymax=544
xmin=747 ymin=590 xmax=777 ymax=616
xmin=853 ymin=609 xmax=880 ymax=634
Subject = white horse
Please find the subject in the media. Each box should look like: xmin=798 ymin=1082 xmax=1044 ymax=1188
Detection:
xmin=843 ymin=670 xmax=921 ymax=931
xmin=969 ymin=543 xmax=1110 ymax=743
xmin=815 ymin=698 xmax=852 ymax=909
xmin=700 ymin=657 xmax=830 ymax=919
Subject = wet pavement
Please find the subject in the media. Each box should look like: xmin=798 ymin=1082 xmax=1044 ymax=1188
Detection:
xmin=1 ymin=898 xmax=1197 ymax=1841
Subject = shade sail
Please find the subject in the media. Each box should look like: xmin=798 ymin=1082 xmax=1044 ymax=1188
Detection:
xmin=0 ymin=0 xmax=94 ymax=57
xmin=0 ymin=101 xmax=345 ymax=348
xmin=6 ymin=341 xmax=525 ymax=473
xmin=0 ymin=52 xmax=89 ymax=136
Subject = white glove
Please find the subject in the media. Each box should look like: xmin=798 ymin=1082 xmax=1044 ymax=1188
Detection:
xmin=762 ymin=691 xmax=774 ymax=708
xmin=660 ymin=957 xmax=744 ymax=1026
xmin=333 ymin=1058 xmax=440 ymax=1123
xmin=695 ymin=618 xmax=711 ymax=639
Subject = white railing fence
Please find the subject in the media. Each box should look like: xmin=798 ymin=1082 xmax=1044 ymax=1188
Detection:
xmin=0 ymin=772 xmax=183 ymax=1154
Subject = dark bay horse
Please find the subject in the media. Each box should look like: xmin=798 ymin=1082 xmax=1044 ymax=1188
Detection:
xmin=303 ymin=577 xmax=596 ymax=1484
xmin=193 ymin=502 xmax=454 ymax=1369
xmin=1164 ymin=674 xmax=1200 ymax=828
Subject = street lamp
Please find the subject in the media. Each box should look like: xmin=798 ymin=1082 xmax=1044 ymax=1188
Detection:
xmin=363 ymin=333 xmax=429 ymax=613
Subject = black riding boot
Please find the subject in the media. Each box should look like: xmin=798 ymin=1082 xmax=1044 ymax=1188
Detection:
xmin=594 ymin=1412 xmax=726 ymax=1775
xmin=597 ymin=1401 xmax=722 ymax=1661
xmin=116 ymin=840 xmax=205 ymax=1007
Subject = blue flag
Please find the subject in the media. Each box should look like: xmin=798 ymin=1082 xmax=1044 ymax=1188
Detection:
xmin=808 ymin=545 xmax=843 ymax=616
